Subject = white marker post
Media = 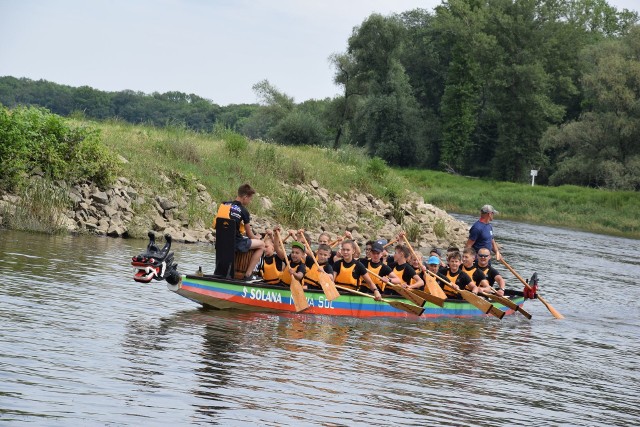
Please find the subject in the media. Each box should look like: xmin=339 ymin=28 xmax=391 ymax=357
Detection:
xmin=530 ymin=169 xmax=538 ymax=186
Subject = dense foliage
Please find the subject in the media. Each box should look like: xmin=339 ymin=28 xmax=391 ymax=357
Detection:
xmin=1 ymin=0 xmax=638 ymax=190
xmin=0 ymin=104 xmax=119 ymax=191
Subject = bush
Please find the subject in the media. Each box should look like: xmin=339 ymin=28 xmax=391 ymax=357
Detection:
xmin=0 ymin=104 xmax=118 ymax=190
xmin=268 ymin=110 xmax=326 ymax=146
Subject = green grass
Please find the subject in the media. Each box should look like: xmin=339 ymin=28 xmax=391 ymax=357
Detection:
xmin=398 ymin=169 xmax=639 ymax=239
xmin=65 ymin=119 xmax=639 ymax=239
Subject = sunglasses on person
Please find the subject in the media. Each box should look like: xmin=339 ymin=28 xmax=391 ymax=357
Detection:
xmin=478 ymin=254 xmax=490 ymax=258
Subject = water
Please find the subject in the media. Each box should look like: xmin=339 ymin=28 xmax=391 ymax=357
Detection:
xmin=1 ymin=217 xmax=639 ymax=426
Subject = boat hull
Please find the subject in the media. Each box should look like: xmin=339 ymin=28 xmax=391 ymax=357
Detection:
xmin=172 ymin=275 xmax=525 ymax=319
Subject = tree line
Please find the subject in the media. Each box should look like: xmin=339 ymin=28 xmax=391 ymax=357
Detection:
xmin=1 ymin=0 xmax=638 ymax=190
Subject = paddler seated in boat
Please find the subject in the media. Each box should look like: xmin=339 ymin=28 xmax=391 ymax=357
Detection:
xmin=259 ymin=229 xmax=284 ymax=285
xmin=429 ymin=247 xmax=447 ymax=267
xmin=317 ymin=231 xmax=338 ymax=264
xmin=475 ymin=248 xmax=506 ymax=296
xmin=359 ymin=241 xmax=397 ymax=293
xmin=215 ymin=183 xmax=264 ymax=280
xmin=424 ymin=255 xmax=442 ymax=293
xmin=460 ymin=247 xmax=492 ymax=295
xmin=274 ymin=237 xmax=307 ymax=288
xmin=302 ymin=243 xmax=334 ymax=289
xmin=438 ymin=251 xmax=472 ymax=298
xmin=409 ymin=250 xmax=427 ymax=290
xmin=333 ymin=239 xmax=382 ymax=301
xmin=387 ymin=244 xmax=424 ymax=293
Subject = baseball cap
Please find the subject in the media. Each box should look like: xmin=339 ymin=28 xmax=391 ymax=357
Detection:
xmin=427 ymin=256 xmax=441 ymax=265
xmin=480 ymin=204 xmax=499 ymax=214
xmin=376 ymin=239 xmax=388 ymax=246
xmin=371 ymin=242 xmax=384 ymax=253
xmin=291 ymin=241 xmax=305 ymax=251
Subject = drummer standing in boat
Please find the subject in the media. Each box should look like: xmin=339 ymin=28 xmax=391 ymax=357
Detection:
xmin=466 ymin=204 xmax=502 ymax=261
xmin=215 ymin=183 xmax=264 ymax=280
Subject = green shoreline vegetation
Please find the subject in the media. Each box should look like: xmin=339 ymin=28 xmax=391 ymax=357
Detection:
xmin=1 ymin=105 xmax=637 ymax=240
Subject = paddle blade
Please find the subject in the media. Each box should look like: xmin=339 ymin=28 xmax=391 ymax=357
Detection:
xmin=412 ymin=289 xmax=445 ymax=308
xmin=318 ymin=271 xmax=340 ymax=301
xmin=424 ymin=277 xmax=448 ymax=300
xmin=538 ymin=295 xmax=564 ymax=319
xmin=387 ymin=283 xmax=426 ymax=307
xmin=290 ymin=278 xmax=310 ymax=312
xmin=458 ymin=290 xmax=502 ymax=318
xmin=387 ymin=300 xmax=425 ymax=316
xmin=483 ymin=293 xmax=532 ymax=319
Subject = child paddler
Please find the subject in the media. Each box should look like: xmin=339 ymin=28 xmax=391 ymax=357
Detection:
xmin=302 ymin=243 xmax=334 ymax=289
xmin=359 ymin=241 xmax=396 ymax=293
xmin=460 ymin=247 xmax=491 ymax=295
xmin=333 ymin=240 xmax=382 ymax=301
xmin=409 ymin=250 xmax=427 ymax=291
xmin=259 ymin=230 xmax=284 ymax=285
xmin=386 ymin=244 xmax=424 ymax=294
xmin=274 ymin=234 xmax=307 ymax=288
xmin=438 ymin=251 xmax=472 ymax=298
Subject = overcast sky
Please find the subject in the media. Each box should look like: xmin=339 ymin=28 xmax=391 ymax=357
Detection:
xmin=1 ymin=0 xmax=638 ymax=106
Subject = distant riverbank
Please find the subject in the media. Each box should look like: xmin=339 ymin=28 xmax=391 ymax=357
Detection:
xmin=399 ymin=169 xmax=639 ymax=240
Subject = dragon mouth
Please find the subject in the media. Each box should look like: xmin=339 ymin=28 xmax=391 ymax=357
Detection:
xmin=130 ymin=232 xmax=181 ymax=285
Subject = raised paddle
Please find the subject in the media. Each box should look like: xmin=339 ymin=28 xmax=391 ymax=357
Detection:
xmin=383 ymin=237 xmax=399 ymax=248
xmin=365 ymin=268 xmax=427 ymax=307
xmin=499 ymin=259 xmax=564 ymax=319
xmin=423 ymin=269 xmax=505 ymax=319
xmin=480 ymin=290 xmax=532 ymax=319
xmin=400 ymin=235 xmax=448 ymax=300
xmin=298 ymin=232 xmax=340 ymax=301
xmin=367 ymin=269 xmax=444 ymax=307
xmin=333 ymin=284 xmax=424 ymax=316
xmin=275 ymin=230 xmax=309 ymax=312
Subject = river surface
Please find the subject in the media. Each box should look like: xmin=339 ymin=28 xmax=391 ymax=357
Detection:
xmin=1 ymin=217 xmax=639 ymax=426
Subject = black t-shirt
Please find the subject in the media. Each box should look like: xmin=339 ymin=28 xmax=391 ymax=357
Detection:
xmin=333 ymin=259 xmax=368 ymax=279
xmin=475 ymin=263 xmax=501 ymax=286
xmin=461 ymin=265 xmax=487 ymax=284
xmin=305 ymin=255 xmax=333 ymax=274
xmin=437 ymin=267 xmax=472 ymax=289
xmin=361 ymin=259 xmax=393 ymax=277
xmin=388 ymin=261 xmax=417 ymax=284
xmin=225 ymin=200 xmax=250 ymax=238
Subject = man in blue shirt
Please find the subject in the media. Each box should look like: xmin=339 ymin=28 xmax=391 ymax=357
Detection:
xmin=466 ymin=204 xmax=502 ymax=261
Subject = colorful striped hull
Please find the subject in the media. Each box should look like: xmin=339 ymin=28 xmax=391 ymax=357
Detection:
xmin=172 ymin=275 xmax=526 ymax=319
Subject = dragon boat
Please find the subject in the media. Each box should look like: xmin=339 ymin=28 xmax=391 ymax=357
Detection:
xmin=131 ymin=226 xmax=534 ymax=319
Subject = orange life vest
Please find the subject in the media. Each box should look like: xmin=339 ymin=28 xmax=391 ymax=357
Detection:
xmin=260 ymin=255 xmax=282 ymax=285
xmin=335 ymin=261 xmax=358 ymax=289
xmin=214 ymin=203 xmax=246 ymax=235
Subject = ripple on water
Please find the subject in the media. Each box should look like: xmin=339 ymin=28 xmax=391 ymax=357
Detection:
xmin=1 ymin=228 xmax=640 ymax=425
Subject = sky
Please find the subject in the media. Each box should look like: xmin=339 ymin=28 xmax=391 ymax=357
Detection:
xmin=1 ymin=0 xmax=638 ymax=106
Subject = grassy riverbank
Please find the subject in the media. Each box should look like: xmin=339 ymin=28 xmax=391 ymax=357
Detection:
xmin=99 ymin=119 xmax=638 ymax=239
xmin=399 ymin=169 xmax=639 ymax=238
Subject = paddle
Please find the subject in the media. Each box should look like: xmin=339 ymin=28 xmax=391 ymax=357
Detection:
xmin=274 ymin=230 xmax=309 ymax=312
xmin=297 ymin=232 xmax=340 ymax=301
xmin=383 ymin=237 xmax=399 ymax=249
xmin=499 ymin=259 xmax=564 ymax=319
xmin=400 ymin=235 xmax=448 ymax=300
xmin=423 ymin=269 xmax=505 ymax=319
xmin=480 ymin=289 xmax=532 ymax=319
xmin=366 ymin=268 xmax=445 ymax=308
xmin=333 ymin=284 xmax=424 ymax=316
xmin=365 ymin=269 xmax=427 ymax=307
